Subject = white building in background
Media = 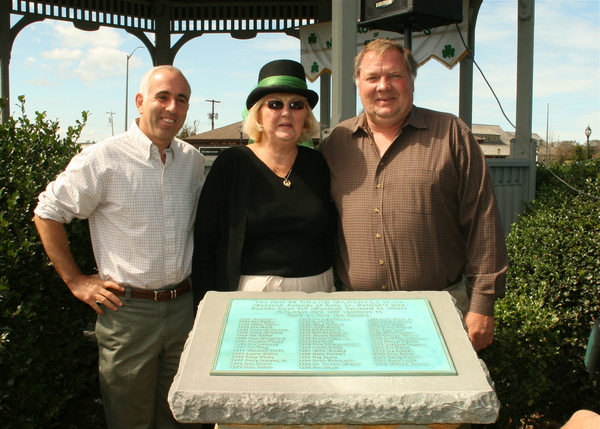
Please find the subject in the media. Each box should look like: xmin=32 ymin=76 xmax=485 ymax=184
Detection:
xmin=471 ymin=124 xmax=512 ymax=158
xmin=471 ymin=124 xmax=544 ymax=159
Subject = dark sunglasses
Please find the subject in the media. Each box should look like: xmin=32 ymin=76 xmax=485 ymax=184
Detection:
xmin=264 ymin=99 xmax=306 ymax=111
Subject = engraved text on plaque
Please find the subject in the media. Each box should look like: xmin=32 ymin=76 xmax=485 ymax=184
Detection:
xmin=211 ymin=299 xmax=455 ymax=375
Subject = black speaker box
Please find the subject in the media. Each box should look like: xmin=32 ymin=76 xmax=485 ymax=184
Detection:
xmin=359 ymin=0 xmax=463 ymax=33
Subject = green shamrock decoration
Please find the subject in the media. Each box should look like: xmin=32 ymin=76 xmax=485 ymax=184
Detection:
xmin=308 ymin=33 xmax=317 ymax=45
xmin=311 ymin=62 xmax=319 ymax=73
xmin=442 ymin=44 xmax=455 ymax=59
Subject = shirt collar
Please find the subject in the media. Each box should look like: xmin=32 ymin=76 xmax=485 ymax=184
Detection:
xmin=129 ymin=119 xmax=177 ymax=161
xmin=404 ymin=105 xmax=428 ymax=130
xmin=350 ymin=113 xmax=368 ymax=135
xmin=352 ymin=105 xmax=427 ymax=136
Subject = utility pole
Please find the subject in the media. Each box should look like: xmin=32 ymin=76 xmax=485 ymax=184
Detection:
xmin=107 ymin=111 xmax=116 ymax=136
xmin=205 ymin=99 xmax=221 ymax=130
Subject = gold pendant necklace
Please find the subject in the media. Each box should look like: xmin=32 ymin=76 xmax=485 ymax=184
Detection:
xmin=254 ymin=145 xmax=295 ymax=188
xmin=282 ymin=168 xmax=292 ymax=188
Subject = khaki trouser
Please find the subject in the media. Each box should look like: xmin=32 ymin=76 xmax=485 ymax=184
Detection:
xmin=443 ymin=276 xmax=470 ymax=317
xmin=96 ymin=291 xmax=201 ymax=429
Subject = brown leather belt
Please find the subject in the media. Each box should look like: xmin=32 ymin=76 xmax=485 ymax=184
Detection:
xmin=114 ymin=280 xmax=191 ymax=301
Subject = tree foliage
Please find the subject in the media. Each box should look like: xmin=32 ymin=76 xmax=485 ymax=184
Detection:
xmin=546 ymin=140 xmax=598 ymax=163
xmin=0 ymin=97 xmax=99 ymax=428
xmin=177 ymin=120 xmax=199 ymax=139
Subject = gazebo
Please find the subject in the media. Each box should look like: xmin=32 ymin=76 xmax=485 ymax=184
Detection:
xmin=3 ymin=1 xmax=333 ymax=123
xmin=3 ymin=0 xmax=492 ymax=133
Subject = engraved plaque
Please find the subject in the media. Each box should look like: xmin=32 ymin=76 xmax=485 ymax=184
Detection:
xmin=169 ymin=292 xmax=501 ymax=425
xmin=211 ymin=298 xmax=455 ymax=375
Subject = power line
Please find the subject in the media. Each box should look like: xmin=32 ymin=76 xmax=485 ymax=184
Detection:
xmin=454 ymin=24 xmax=599 ymax=201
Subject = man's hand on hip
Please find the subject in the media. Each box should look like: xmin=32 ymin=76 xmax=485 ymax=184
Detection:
xmin=68 ymin=274 xmax=124 ymax=315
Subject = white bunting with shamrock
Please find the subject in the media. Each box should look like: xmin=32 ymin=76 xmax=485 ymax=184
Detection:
xmin=299 ymin=22 xmax=469 ymax=82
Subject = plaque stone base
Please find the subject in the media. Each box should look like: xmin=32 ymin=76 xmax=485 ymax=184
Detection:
xmin=169 ymin=291 xmax=499 ymax=425
xmin=217 ymin=424 xmax=470 ymax=429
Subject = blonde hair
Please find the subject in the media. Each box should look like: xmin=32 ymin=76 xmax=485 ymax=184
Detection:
xmin=243 ymin=94 xmax=320 ymax=143
xmin=354 ymin=39 xmax=418 ymax=84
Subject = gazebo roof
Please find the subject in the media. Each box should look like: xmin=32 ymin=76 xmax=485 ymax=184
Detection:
xmin=8 ymin=0 xmax=332 ymax=77
xmin=10 ymin=1 xmax=331 ymax=36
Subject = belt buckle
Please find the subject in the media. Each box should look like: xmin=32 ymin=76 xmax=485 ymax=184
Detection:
xmin=153 ymin=289 xmax=177 ymax=301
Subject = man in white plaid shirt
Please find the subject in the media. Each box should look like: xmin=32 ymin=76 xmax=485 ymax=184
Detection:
xmin=34 ymin=65 xmax=205 ymax=429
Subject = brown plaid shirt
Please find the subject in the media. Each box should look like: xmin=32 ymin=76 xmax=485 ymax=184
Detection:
xmin=320 ymin=107 xmax=508 ymax=316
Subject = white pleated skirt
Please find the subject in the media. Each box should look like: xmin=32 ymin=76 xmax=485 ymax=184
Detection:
xmin=238 ymin=267 xmax=335 ymax=293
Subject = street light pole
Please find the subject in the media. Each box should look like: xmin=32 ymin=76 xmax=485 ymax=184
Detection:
xmin=125 ymin=46 xmax=144 ymax=132
xmin=585 ymin=125 xmax=592 ymax=160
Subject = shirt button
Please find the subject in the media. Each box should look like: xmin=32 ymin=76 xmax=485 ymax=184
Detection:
xmin=382 ymin=285 xmax=388 ymax=290
xmin=375 ymin=234 xmax=381 ymax=239
xmin=374 ymin=208 xmax=380 ymax=213
xmin=379 ymin=259 xmax=385 ymax=265
xmin=376 ymin=184 xmax=382 ymax=189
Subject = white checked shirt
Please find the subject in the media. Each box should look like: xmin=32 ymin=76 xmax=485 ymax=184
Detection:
xmin=35 ymin=120 xmax=205 ymax=290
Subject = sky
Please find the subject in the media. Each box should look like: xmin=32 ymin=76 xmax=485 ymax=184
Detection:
xmin=7 ymin=0 xmax=600 ymax=145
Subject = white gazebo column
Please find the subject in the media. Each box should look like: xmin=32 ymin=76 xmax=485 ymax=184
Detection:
xmin=330 ymin=0 xmax=357 ymax=128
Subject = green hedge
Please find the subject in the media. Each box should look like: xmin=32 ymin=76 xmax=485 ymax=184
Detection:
xmin=481 ymin=160 xmax=600 ymax=427
xmin=0 ymin=97 xmax=99 ymax=428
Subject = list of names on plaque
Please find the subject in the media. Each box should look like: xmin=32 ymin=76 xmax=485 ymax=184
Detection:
xmin=298 ymin=318 xmax=361 ymax=370
xmin=230 ymin=318 xmax=288 ymax=370
xmin=370 ymin=318 xmax=427 ymax=367
xmin=212 ymin=299 xmax=455 ymax=375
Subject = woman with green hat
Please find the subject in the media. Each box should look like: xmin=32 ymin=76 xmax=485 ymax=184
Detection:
xmin=191 ymin=59 xmax=336 ymax=307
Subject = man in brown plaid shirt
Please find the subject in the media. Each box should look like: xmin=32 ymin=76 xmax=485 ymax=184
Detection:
xmin=320 ymin=39 xmax=508 ymax=352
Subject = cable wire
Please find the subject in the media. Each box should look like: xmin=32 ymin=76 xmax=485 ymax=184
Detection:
xmin=454 ymin=23 xmax=599 ymax=201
